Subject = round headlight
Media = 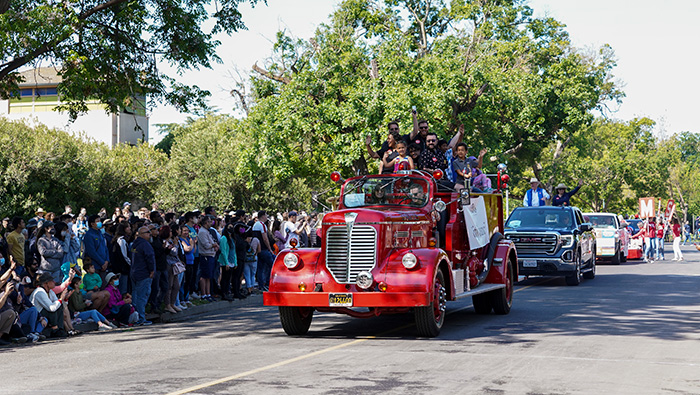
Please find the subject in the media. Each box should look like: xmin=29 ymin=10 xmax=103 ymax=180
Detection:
xmin=356 ymin=271 xmax=373 ymax=289
xmin=283 ymin=253 xmax=300 ymax=269
xmin=402 ymin=252 xmax=418 ymax=269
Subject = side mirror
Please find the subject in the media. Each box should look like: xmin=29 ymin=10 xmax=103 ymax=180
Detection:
xmin=433 ymin=200 xmax=447 ymax=213
xmin=580 ymin=223 xmax=592 ymax=232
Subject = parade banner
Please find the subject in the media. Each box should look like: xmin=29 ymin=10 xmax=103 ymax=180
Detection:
xmin=463 ymin=196 xmax=489 ymax=249
xmin=664 ymin=199 xmax=676 ymax=221
xmin=639 ymin=197 xmax=655 ymax=219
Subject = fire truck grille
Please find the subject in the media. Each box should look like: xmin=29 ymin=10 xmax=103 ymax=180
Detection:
xmin=509 ymin=233 xmax=558 ymax=254
xmin=325 ymin=225 xmax=377 ymax=283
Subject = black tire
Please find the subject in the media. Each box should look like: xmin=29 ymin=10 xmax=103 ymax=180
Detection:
xmin=472 ymin=293 xmax=492 ymax=314
xmin=565 ymin=253 xmax=582 ymax=286
xmin=611 ymin=245 xmax=621 ymax=265
xmin=415 ymin=269 xmax=446 ymax=337
xmin=279 ymin=306 xmax=314 ymax=336
xmin=583 ymin=258 xmax=596 ymax=279
xmin=491 ymin=260 xmax=514 ymax=314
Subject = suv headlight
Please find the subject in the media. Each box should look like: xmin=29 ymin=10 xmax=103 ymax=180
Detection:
xmin=356 ymin=271 xmax=373 ymax=289
xmin=560 ymin=235 xmax=574 ymax=248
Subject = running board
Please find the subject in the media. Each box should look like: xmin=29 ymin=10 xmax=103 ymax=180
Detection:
xmin=453 ymin=283 xmax=506 ymax=300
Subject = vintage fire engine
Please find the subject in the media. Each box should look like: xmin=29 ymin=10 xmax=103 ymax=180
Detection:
xmin=263 ymin=169 xmax=517 ymax=337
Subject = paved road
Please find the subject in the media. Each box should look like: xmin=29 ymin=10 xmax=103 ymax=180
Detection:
xmin=4 ymin=246 xmax=700 ymax=395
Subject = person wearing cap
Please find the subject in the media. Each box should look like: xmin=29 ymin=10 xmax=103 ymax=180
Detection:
xmin=36 ymin=221 xmax=65 ymax=283
xmin=131 ymin=226 xmax=155 ymax=325
xmin=523 ymin=178 xmax=551 ymax=207
xmin=29 ymin=272 xmax=68 ymax=338
xmin=552 ymin=180 xmax=583 ymax=207
xmin=102 ymin=272 xmax=136 ymax=325
xmin=84 ymin=215 xmax=109 ymax=274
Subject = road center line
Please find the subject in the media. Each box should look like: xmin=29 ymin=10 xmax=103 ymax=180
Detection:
xmin=166 ymin=278 xmax=551 ymax=395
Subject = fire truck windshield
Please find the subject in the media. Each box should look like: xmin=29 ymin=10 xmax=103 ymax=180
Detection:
xmin=342 ymin=176 xmax=430 ymax=208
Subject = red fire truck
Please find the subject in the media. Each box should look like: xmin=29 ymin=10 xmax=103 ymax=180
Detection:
xmin=264 ymin=170 xmax=517 ymax=337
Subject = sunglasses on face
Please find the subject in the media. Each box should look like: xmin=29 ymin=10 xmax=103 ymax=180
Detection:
xmin=427 ymin=139 xmax=437 ymax=143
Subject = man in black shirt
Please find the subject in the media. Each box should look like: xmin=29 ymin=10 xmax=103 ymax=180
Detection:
xmin=366 ymin=122 xmax=401 ymax=174
xmin=418 ymin=132 xmax=448 ymax=172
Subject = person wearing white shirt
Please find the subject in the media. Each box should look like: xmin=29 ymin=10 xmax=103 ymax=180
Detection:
xmin=523 ymin=178 xmax=550 ymax=207
xmin=29 ymin=272 xmax=67 ymax=336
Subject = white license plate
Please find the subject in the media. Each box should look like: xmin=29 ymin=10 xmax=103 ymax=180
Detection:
xmin=523 ymin=260 xmax=538 ymax=267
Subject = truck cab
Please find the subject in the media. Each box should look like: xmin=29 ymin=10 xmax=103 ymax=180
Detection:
xmin=264 ymin=170 xmax=517 ymax=337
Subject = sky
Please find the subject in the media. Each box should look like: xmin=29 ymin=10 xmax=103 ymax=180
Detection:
xmin=148 ymin=0 xmax=700 ymax=143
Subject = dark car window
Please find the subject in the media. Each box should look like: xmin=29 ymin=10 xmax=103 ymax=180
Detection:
xmin=506 ymin=208 xmax=575 ymax=230
xmin=575 ymin=210 xmax=584 ymax=225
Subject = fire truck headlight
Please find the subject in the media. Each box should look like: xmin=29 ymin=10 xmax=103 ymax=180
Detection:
xmin=402 ymin=252 xmax=419 ymax=270
xmin=283 ymin=253 xmax=300 ymax=269
xmin=356 ymin=271 xmax=373 ymax=289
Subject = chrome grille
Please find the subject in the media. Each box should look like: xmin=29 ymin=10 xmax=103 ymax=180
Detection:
xmin=325 ymin=225 xmax=377 ymax=283
xmin=508 ymin=233 xmax=558 ymax=254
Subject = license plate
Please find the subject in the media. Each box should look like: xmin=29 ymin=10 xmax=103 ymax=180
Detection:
xmin=523 ymin=260 xmax=538 ymax=267
xmin=329 ymin=293 xmax=353 ymax=307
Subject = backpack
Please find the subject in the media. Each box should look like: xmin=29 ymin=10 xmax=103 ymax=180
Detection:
xmin=245 ymin=244 xmax=257 ymax=263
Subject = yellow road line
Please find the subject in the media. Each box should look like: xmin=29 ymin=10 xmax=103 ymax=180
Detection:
xmin=167 ymin=278 xmax=551 ymax=395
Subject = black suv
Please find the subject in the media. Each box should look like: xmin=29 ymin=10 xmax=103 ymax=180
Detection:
xmin=504 ymin=206 xmax=596 ymax=286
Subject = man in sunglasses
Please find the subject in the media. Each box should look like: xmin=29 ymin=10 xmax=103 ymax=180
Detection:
xmin=418 ymin=132 xmax=449 ymax=173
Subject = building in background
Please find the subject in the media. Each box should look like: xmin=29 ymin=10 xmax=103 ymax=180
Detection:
xmin=0 ymin=67 xmax=148 ymax=146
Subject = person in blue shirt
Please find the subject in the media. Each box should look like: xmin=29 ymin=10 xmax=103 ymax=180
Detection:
xmin=83 ymin=215 xmax=109 ymax=273
xmin=552 ymin=180 xmax=583 ymax=206
xmin=523 ymin=178 xmax=550 ymax=207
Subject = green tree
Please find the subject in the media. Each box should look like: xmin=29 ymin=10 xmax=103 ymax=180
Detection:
xmin=0 ymin=0 xmax=262 ymax=119
xmin=235 ymin=0 xmax=622 ymax=209
xmin=0 ymin=118 xmax=166 ymax=217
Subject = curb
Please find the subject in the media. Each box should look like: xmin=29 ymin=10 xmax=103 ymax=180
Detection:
xmin=150 ymin=293 xmax=265 ymax=323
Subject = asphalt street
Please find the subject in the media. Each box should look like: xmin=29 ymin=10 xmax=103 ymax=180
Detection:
xmin=3 ymin=245 xmax=700 ymax=395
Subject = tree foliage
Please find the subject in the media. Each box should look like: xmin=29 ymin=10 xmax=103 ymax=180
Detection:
xmin=0 ymin=0 xmax=262 ymax=119
xmin=0 ymin=118 xmax=166 ymax=217
xmin=229 ymin=0 xmax=623 ymax=209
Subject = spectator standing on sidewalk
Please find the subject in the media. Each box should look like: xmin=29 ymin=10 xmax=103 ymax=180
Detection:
xmin=130 ymin=226 xmax=155 ymax=325
xmin=111 ymin=223 xmax=133 ymax=295
xmin=197 ymin=216 xmax=218 ymax=302
xmin=672 ymin=218 xmax=684 ymax=261
xmin=252 ymin=211 xmax=274 ymax=292
xmin=36 ymin=221 xmax=64 ymax=283
xmin=6 ymin=217 xmax=25 ymax=273
xmin=84 ymin=215 xmax=109 ymax=280
xmin=149 ymin=224 xmax=168 ymax=314
xmin=178 ymin=225 xmax=195 ymax=306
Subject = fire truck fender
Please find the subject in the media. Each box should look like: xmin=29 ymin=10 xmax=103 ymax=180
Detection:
xmin=485 ymin=237 xmax=518 ymax=285
xmin=268 ymin=249 xmax=322 ymax=293
xmin=384 ymin=249 xmax=452 ymax=298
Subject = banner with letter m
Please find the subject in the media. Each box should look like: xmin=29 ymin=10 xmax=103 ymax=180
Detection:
xmin=639 ymin=197 xmax=655 ymax=219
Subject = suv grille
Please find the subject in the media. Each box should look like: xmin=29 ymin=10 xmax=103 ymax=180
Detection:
xmin=508 ymin=233 xmax=558 ymax=254
xmin=325 ymin=225 xmax=377 ymax=283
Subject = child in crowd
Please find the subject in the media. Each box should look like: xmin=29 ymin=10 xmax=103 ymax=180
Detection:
xmin=452 ymin=143 xmax=470 ymax=190
xmin=389 ymin=140 xmax=414 ymax=172
xmin=82 ymin=262 xmax=102 ymax=298
xmin=67 ymin=277 xmax=116 ymax=331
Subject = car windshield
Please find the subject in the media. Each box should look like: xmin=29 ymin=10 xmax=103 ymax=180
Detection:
xmin=341 ymin=176 xmax=430 ymax=208
xmin=627 ymin=220 xmax=642 ymax=232
xmin=506 ymin=208 xmax=575 ymax=230
xmin=588 ymin=215 xmax=617 ymax=228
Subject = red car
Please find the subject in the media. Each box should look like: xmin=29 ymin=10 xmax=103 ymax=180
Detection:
xmin=264 ymin=170 xmax=517 ymax=337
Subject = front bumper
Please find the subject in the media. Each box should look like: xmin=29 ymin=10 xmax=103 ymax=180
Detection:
xmin=264 ymin=291 xmax=431 ymax=307
xmin=517 ymin=256 xmax=577 ymax=276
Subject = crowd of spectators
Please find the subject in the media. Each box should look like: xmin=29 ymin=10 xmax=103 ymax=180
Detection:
xmin=0 ymin=204 xmax=321 ymax=345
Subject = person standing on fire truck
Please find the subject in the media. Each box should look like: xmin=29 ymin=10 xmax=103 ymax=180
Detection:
xmin=418 ymin=132 xmax=448 ymax=173
xmin=366 ymin=124 xmax=401 ymax=174
xmin=523 ymin=178 xmax=550 ymax=207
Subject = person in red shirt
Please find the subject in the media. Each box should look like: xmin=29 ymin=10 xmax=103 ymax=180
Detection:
xmin=643 ymin=218 xmax=656 ymax=262
xmin=655 ymin=219 xmax=665 ymax=260
xmin=671 ymin=218 xmax=684 ymax=261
